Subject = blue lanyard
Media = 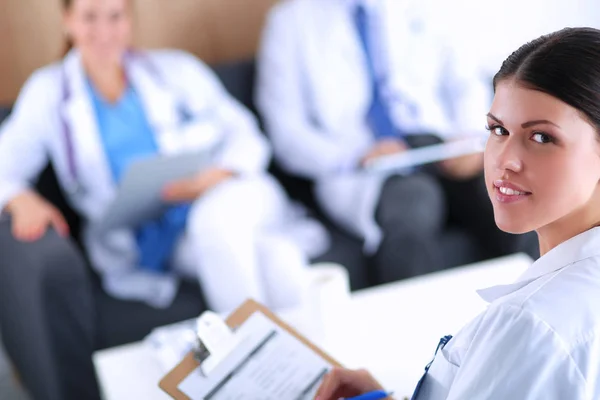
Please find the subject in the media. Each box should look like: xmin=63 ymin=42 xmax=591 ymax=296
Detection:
xmin=410 ymin=335 xmax=453 ymax=400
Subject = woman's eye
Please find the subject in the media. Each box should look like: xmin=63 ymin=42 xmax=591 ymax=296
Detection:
xmin=532 ymin=132 xmax=553 ymax=144
xmin=486 ymin=125 xmax=507 ymax=136
xmin=494 ymin=127 xmax=506 ymax=136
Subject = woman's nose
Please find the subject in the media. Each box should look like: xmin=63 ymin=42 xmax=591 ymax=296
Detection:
xmin=495 ymin=139 xmax=523 ymax=174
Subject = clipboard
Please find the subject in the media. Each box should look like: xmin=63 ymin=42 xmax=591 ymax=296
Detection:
xmin=159 ymin=299 xmax=341 ymax=399
xmin=97 ymin=150 xmax=213 ymax=232
xmin=363 ymin=136 xmax=486 ymax=173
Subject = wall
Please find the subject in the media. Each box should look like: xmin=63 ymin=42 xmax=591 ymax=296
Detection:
xmin=2 ymin=0 xmax=597 ymax=104
xmin=0 ymin=0 xmax=277 ymax=104
xmin=418 ymin=0 xmax=600 ymax=75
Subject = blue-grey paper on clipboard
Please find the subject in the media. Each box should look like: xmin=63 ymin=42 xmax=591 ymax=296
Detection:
xmin=98 ymin=150 xmax=212 ymax=232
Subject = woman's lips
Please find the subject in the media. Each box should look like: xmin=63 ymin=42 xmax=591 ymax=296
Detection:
xmin=493 ymin=180 xmax=532 ymax=203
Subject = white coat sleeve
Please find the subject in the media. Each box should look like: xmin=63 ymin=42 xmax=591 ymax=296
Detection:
xmin=0 ymin=71 xmax=52 ymax=212
xmin=255 ymin=7 xmax=365 ymax=179
xmin=446 ymin=304 xmax=588 ymax=400
xmin=172 ymin=52 xmax=270 ymax=175
xmin=438 ymin=42 xmax=491 ymax=138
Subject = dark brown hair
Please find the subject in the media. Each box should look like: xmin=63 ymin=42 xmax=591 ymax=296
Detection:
xmin=493 ymin=27 xmax=600 ymax=133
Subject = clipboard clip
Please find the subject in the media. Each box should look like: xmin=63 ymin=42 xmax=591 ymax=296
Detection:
xmin=193 ymin=311 xmax=241 ymax=377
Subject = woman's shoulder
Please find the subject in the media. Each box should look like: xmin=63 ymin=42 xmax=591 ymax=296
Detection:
xmin=16 ymin=62 xmax=63 ymax=104
xmin=138 ymin=49 xmax=219 ymax=92
xmin=21 ymin=62 xmax=62 ymax=94
xmin=493 ymin=255 xmax=600 ymax=350
xmin=25 ymin=62 xmax=62 ymax=88
xmin=141 ymin=49 xmax=208 ymax=72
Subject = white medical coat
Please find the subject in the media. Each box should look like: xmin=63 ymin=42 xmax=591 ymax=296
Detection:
xmin=0 ymin=49 xmax=277 ymax=306
xmin=256 ymin=0 xmax=490 ymax=251
xmin=417 ymin=227 xmax=600 ymax=399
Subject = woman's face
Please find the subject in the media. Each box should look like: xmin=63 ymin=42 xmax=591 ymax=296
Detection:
xmin=484 ymin=80 xmax=600 ymax=235
xmin=64 ymin=0 xmax=132 ymax=66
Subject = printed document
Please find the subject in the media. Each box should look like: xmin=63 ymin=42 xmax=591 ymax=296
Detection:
xmin=178 ymin=312 xmax=333 ymax=400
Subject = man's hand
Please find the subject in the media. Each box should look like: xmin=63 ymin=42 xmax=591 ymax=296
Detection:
xmin=439 ymin=153 xmax=483 ymax=180
xmin=162 ymin=167 xmax=235 ymax=203
xmin=361 ymin=139 xmax=407 ymax=167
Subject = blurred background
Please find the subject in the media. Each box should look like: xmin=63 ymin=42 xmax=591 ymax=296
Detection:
xmin=0 ymin=0 xmax=598 ymax=399
xmin=1 ymin=0 xmax=598 ymax=106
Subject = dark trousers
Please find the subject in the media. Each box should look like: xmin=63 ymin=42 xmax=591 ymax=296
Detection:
xmin=0 ymin=219 xmax=101 ymax=400
xmin=372 ymin=134 xmax=538 ymax=284
xmin=373 ymin=172 xmax=446 ymax=283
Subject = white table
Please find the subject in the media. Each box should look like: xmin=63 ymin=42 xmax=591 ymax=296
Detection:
xmin=93 ymin=253 xmax=533 ymax=399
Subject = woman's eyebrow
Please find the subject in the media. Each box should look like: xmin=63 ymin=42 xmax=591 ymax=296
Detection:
xmin=521 ymin=120 xmax=561 ymax=129
xmin=486 ymin=113 xmax=502 ymax=124
xmin=486 ymin=113 xmax=561 ymax=129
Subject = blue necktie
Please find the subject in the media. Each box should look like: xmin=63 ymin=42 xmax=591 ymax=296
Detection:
xmin=354 ymin=4 xmax=400 ymax=140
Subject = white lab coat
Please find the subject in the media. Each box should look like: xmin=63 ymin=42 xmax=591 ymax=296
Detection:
xmin=416 ymin=227 xmax=600 ymax=399
xmin=256 ymin=0 xmax=490 ymax=252
xmin=0 ymin=49 xmax=325 ymax=310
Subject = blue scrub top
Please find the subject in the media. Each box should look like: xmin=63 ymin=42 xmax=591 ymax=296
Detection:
xmin=88 ymin=80 xmax=190 ymax=272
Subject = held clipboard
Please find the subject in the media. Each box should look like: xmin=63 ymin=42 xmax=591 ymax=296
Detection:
xmin=98 ymin=150 xmax=213 ymax=232
xmin=363 ymin=136 xmax=486 ymax=173
xmin=159 ymin=299 xmax=341 ymax=399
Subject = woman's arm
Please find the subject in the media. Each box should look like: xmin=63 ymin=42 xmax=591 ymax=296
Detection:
xmin=446 ymin=304 xmax=587 ymax=399
xmin=0 ymin=69 xmax=54 ymax=213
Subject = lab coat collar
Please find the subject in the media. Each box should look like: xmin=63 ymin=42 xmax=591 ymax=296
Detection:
xmin=477 ymin=227 xmax=600 ymax=303
xmin=63 ymin=48 xmax=184 ymax=159
xmin=61 ymin=50 xmax=116 ymax=202
xmin=58 ymin=49 xmax=183 ymax=205
xmin=124 ymin=51 xmax=183 ymax=148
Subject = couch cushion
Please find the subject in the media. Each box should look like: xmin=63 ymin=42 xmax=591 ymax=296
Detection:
xmin=211 ymin=60 xmax=257 ymax=115
xmin=0 ymin=107 xmax=10 ymax=124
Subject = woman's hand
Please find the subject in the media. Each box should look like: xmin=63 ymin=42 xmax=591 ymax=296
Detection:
xmin=162 ymin=167 xmax=235 ymax=203
xmin=5 ymin=190 xmax=69 ymax=242
xmin=315 ymin=367 xmax=390 ymax=400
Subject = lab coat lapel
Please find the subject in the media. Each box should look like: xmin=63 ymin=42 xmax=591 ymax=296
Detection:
xmin=125 ymin=54 xmax=182 ymax=156
xmin=305 ymin=0 xmax=370 ymax=135
xmin=61 ymin=51 xmax=116 ymax=205
xmin=379 ymin=0 xmax=424 ymax=110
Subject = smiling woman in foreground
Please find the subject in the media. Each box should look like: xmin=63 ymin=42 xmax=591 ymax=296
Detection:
xmin=316 ymin=27 xmax=600 ymax=400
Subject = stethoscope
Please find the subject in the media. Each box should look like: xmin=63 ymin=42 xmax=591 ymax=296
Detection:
xmin=60 ymin=50 xmax=193 ymax=196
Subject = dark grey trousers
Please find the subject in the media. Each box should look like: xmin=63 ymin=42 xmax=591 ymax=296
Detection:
xmin=373 ymin=173 xmax=446 ymax=283
xmin=0 ymin=219 xmax=101 ymax=400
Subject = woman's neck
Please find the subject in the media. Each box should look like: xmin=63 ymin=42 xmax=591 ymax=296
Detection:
xmin=83 ymin=57 xmax=126 ymax=103
xmin=537 ymin=204 xmax=600 ymax=256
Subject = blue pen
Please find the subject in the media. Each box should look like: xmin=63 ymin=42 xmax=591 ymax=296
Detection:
xmin=346 ymin=390 xmax=393 ymax=400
